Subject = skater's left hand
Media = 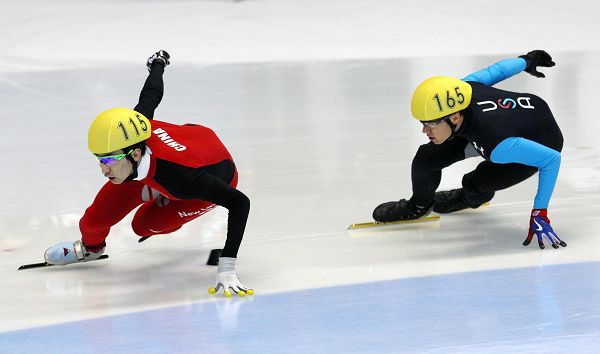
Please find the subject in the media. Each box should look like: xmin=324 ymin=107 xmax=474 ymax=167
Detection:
xmin=523 ymin=209 xmax=567 ymax=249
xmin=146 ymin=50 xmax=170 ymax=71
xmin=208 ymin=257 xmax=254 ymax=297
xmin=519 ymin=50 xmax=555 ymax=78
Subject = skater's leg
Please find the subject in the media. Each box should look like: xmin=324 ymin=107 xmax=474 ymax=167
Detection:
xmin=462 ymin=161 xmax=538 ymax=205
xmin=434 ymin=161 xmax=538 ymax=213
xmin=131 ymin=198 xmax=216 ymax=237
xmin=80 ymin=181 xmax=146 ymax=249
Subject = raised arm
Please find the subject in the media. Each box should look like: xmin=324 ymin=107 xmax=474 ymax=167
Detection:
xmin=462 ymin=50 xmax=555 ymax=86
xmin=461 ymin=58 xmax=526 ymax=86
xmin=134 ymin=50 xmax=170 ymax=119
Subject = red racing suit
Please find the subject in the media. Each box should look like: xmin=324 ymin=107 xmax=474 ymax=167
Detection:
xmin=79 ymin=63 xmax=249 ymax=258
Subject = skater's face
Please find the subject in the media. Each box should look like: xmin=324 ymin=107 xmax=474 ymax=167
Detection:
xmin=421 ymin=113 xmax=463 ymax=144
xmin=97 ymin=148 xmax=142 ymax=184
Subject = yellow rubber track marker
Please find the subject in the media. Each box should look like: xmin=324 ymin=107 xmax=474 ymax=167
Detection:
xmin=347 ymin=215 xmax=440 ymax=230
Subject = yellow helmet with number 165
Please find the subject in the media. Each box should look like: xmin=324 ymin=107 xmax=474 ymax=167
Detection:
xmin=88 ymin=108 xmax=152 ymax=154
xmin=411 ymin=76 xmax=472 ymax=122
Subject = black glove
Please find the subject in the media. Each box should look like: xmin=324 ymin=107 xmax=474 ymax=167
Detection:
xmin=519 ymin=50 xmax=555 ymax=78
xmin=146 ymin=50 xmax=170 ymax=71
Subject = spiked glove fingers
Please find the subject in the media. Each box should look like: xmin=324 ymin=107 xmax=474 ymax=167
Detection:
xmin=208 ymin=257 xmax=254 ymax=297
xmin=523 ymin=209 xmax=567 ymax=249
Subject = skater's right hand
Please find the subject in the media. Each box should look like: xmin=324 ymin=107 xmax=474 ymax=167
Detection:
xmin=523 ymin=209 xmax=567 ymax=249
xmin=146 ymin=50 xmax=170 ymax=71
xmin=44 ymin=240 xmax=105 ymax=265
xmin=208 ymin=257 xmax=254 ymax=297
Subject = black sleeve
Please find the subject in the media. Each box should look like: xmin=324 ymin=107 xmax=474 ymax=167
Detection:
xmin=154 ymin=160 xmax=250 ymax=258
xmin=133 ymin=63 xmax=165 ymax=119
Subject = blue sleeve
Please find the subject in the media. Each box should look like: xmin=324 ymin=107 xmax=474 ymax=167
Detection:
xmin=490 ymin=137 xmax=561 ymax=209
xmin=461 ymin=58 xmax=527 ymax=86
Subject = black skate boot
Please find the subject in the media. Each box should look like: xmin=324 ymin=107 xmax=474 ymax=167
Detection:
xmin=433 ymin=188 xmax=484 ymax=213
xmin=373 ymin=199 xmax=433 ymax=222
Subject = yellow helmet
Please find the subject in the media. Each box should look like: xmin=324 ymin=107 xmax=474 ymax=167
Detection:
xmin=411 ymin=76 xmax=472 ymax=122
xmin=88 ymin=108 xmax=151 ymax=154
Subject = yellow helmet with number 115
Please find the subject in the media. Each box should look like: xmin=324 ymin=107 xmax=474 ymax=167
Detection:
xmin=88 ymin=108 xmax=152 ymax=154
xmin=411 ymin=76 xmax=472 ymax=122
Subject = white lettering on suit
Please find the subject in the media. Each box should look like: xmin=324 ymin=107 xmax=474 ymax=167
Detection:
xmin=153 ymin=128 xmax=187 ymax=151
xmin=477 ymin=97 xmax=535 ymax=112
xmin=477 ymin=101 xmax=497 ymax=112
xmin=517 ymin=97 xmax=535 ymax=109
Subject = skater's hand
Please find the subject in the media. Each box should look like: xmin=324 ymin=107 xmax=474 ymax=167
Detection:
xmin=146 ymin=50 xmax=170 ymax=71
xmin=209 ymin=271 xmax=254 ymax=297
xmin=519 ymin=50 xmax=555 ymax=78
xmin=523 ymin=209 xmax=566 ymax=249
xmin=208 ymin=257 xmax=254 ymax=297
xmin=44 ymin=240 xmax=105 ymax=265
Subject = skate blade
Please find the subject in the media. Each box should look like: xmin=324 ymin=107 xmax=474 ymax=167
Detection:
xmin=18 ymin=254 xmax=109 ymax=271
xmin=347 ymin=215 xmax=440 ymax=230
